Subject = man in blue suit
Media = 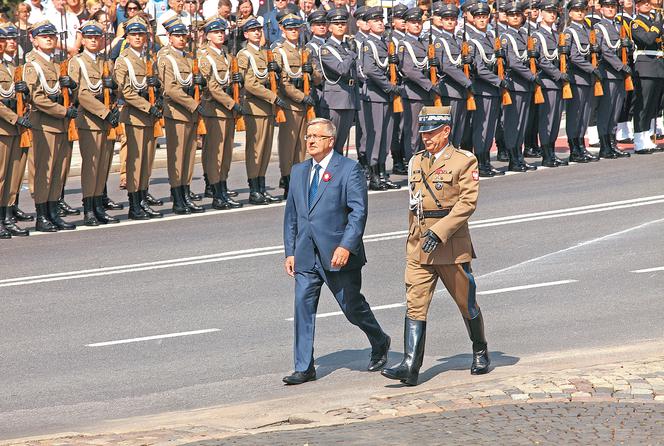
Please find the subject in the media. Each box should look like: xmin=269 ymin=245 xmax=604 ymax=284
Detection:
xmin=282 ymin=117 xmax=391 ymax=385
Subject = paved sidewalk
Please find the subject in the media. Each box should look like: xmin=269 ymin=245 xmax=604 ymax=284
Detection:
xmin=7 ymin=354 xmax=664 ymax=445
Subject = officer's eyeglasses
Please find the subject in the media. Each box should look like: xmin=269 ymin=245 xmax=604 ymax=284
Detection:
xmin=304 ymin=134 xmax=333 ymax=142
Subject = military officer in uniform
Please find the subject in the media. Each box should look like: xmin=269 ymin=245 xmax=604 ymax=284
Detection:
xmin=273 ymin=13 xmax=322 ymax=199
xmin=305 ymin=8 xmax=328 ymax=117
xmin=353 ymin=6 xmax=371 ymax=175
xmin=24 ymin=21 xmax=79 ymax=232
xmin=159 ymin=18 xmax=207 ymax=214
xmin=390 ymin=3 xmax=409 ymax=175
xmin=382 ymin=106 xmax=489 ymax=387
xmin=237 ymin=17 xmax=285 ymax=205
xmin=115 ymin=16 xmax=164 ymax=220
xmin=198 ymin=16 xmax=243 ymax=210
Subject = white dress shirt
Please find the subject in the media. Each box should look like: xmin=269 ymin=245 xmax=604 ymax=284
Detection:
xmin=310 ymin=149 xmax=334 ymax=186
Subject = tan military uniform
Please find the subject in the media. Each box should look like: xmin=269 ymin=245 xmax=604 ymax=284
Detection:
xmin=115 ymin=47 xmax=159 ymax=193
xmin=158 ymin=46 xmax=199 ymax=188
xmin=199 ymin=45 xmax=235 ymax=185
xmin=237 ymin=42 xmax=277 ymax=179
xmin=272 ymin=41 xmax=322 ymax=178
xmin=405 ymin=145 xmax=480 ymax=321
xmin=23 ymin=50 xmax=72 ymax=204
xmin=69 ymin=51 xmax=113 ymax=199
xmin=0 ymin=58 xmax=21 ymax=208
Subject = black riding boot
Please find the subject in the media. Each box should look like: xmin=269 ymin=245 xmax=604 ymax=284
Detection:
xmin=102 ymin=185 xmax=123 ymax=210
xmin=94 ymin=196 xmax=120 ymax=224
xmin=258 ymin=176 xmax=282 ymax=203
xmin=379 ymin=163 xmax=401 ymax=189
xmin=2 ymin=206 xmax=29 ymax=236
xmin=12 ymin=194 xmax=33 ymax=222
xmin=139 ymin=190 xmax=163 ymax=218
xmin=35 ymin=203 xmax=58 ymax=232
xmin=48 ymin=201 xmax=76 ymax=230
xmin=464 ymin=311 xmax=491 ymax=375
xmin=568 ymin=138 xmax=588 ymax=163
xmin=182 ymin=185 xmax=205 ymax=212
xmin=381 ymin=318 xmax=427 ymax=386
xmin=248 ymin=178 xmax=268 ymax=205
xmin=128 ymin=191 xmax=149 ymax=219
xmin=598 ymin=135 xmax=618 ymax=159
xmin=610 ymin=134 xmax=630 ymax=158
xmin=170 ymin=187 xmax=190 ymax=215
xmin=82 ymin=197 xmax=99 ymax=226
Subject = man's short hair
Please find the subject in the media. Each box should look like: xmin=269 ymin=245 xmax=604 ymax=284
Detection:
xmin=307 ymin=118 xmax=337 ymax=138
xmin=218 ymin=0 xmax=231 ymax=9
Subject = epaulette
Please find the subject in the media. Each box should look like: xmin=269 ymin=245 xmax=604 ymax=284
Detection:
xmin=456 ymin=148 xmax=475 ymax=158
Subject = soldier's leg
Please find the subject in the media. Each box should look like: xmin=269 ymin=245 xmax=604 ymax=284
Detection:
xmin=460 ymin=110 xmax=473 ymax=151
xmin=28 ymin=145 xmax=35 ymax=196
xmin=616 ymin=89 xmax=633 ymax=142
xmin=356 ymin=100 xmax=366 ymax=160
xmin=8 ymin=147 xmax=28 ymax=207
xmin=215 ymin=119 xmax=242 ymax=209
xmin=504 ymin=92 xmax=530 ymax=171
xmin=405 ymin=258 xmax=439 ymax=322
xmin=96 ymin=139 xmax=114 ymax=197
xmin=406 ymin=99 xmax=425 ymax=162
xmin=495 ymin=108 xmax=509 ymax=162
xmin=390 ymin=109 xmax=405 ymax=173
xmin=31 ymin=131 xmax=57 ymax=231
xmin=577 ymin=85 xmax=599 ymax=161
xmin=257 ymin=116 xmax=279 ymax=203
xmin=125 ymin=125 xmax=149 ymax=219
xmin=330 ymin=109 xmax=354 ymax=155
xmin=118 ymin=131 xmax=128 ymax=189
xmin=523 ymin=102 xmax=541 ymax=157
xmin=449 ymin=99 xmax=467 ymax=147
xmin=565 ymin=85 xmax=588 ymax=162
xmin=539 ymin=88 xmax=560 ymax=166
xmin=244 ymin=114 xmax=266 ymax=205
xmin=181 ymin=120 xmax=204 ymax=212
xmin=78 ymin=129 xmax=102 ymax=225
xmin=164 ymin=118 xmax=183 ymax=188
xmin=278 ymin=108 xmax=298 ymax=178
xmin=46 ymin=135 xmax=75 ymax=229
xmin=0 ymin=136 xmax=29 ymax=236
xmin=203 ymin=116 xmax=223 ymax=186
xmin=474 ymin=96 xmax=501 ymax=176
xmin=377 ymin=103 xmax=399 ymax=189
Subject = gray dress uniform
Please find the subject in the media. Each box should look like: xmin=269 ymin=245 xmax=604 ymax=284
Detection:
xmin=390 ymin=28 xmax=407 ymax=174
xmin=305 ymin=34 xmax=326 ymax=116
xmin=354 ymin=29 xmax=369 ymax=164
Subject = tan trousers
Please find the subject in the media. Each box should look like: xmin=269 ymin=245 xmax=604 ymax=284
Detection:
xmin=79 ymin=129 xmax=114 ymax=198
xmin=27 ymin=145 xmax=34 ymax=195
xmin=278 ymin=109 xmax=306 ymax=177
xmin=245 ymin=115 xmax=274 ymax=179
xmin=203 ymin=116 xmax=235 ymax=184
xmin=2 ymin=140 xmax=27 ymax=207
xmin=405 ymin=259 xmax=479 ymax=321
xmin=32 ymin=130 xmax=70 ymax=203
xmin=125 ymin=124 xmax=156 ymax=193
xmin=165 ymin=118 xmax=197 ymax=188
xmin=118 ymin=130 xmax=128 ymax=185
xmin=0 ymin=135 xmax=11 ymax=206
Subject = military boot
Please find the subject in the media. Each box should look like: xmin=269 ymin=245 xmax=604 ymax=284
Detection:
xmin=568 ymin=138 xmax=588 ymax=163
xmin=280 ymin=175 xmax=290 ymax=199
xmin=170 ymin=187 xmax=191 ymax=215
xmin=541 ymin=145 xmax=557 ymax=167
xmin=577 ymin=138 xmax=599 ymax=162
xmin=128 ymin=192 xmax=149 ymax=219
xmin=609 ymin=134 xmax=630 ymax=158
xmin=58 ymin=189 xmax=80 ymax=216
xmin=139 ymin=190 xmax=163 ymax=218
xmin=187 ymin=186 xmax=203 ymax=202
xmin=102 ymin=185 xmax=123 ymax=210
xmin=258 ymin=176 xmax=282 ymax=203
xmin=0 ymin=217 xmax=10 ymax=239
xmin=35 ymin=203 xmax=58 ymax=232
xmin=203 ymin=173 xmax=214 ymax=198
xmin=379 ymin=163 xmax=401 ymax=189
xmin=182 ymin=185 xmax=205 ymax=213
xmin=464 ymin=310 xmax=491 ymax=375
xmin=381 ymin=318 xmax=427 ymax=386
xmin=11 ymin=194 xmax=33 ymax=222
xmin=507 ymin=147 xmax=527 ymax=172
xmin=82 ymin=197 xmax=100 ymax=226
xmin=248 ymin=178 xmax=268 ymax=205
xmin=517 ymin=146 xmax=537 ymax=171
xmin=598 ymin=135 xmax=618 ymax=159
xmin=145 ymin=190 xmax=164 ymax=206
xmin=368 ymin=165 xmax=387 ymax=190
xmin=211 ymin=183 xmax=232 ymax=210
xmin=1 ymin=206 xmax=29 ymax=236
xmin=358 ymin=153 xmax=371 ymax=179
xmin=552 ymin=146 xmax=569 ymax=166
xmin=94 ymin=196 xmax=120 ymax=224
xmin=477 ymin=153 xmax=496 ymax=177
xmin=220 ymin=181 xmax=242 ymax=208
xmin=48 ymin=201 xmax=76 ymax=230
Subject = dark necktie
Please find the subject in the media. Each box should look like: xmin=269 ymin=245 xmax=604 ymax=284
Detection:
xmin=309 ymin=164 xmax=321 ymax=209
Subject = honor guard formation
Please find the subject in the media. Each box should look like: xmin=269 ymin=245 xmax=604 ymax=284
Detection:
xmin=1 ymin=0 xmax=663 ymax=238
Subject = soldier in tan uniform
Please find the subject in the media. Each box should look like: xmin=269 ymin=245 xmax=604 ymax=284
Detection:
xmin=198 ymin=16 xmax=242 ymax=210
xmin=69 ymin=21 xmax=121 ymax=226
xmin=382 ymin=106 xmax=490 ymax=387
xmin=272 ymin=14 xmax=321 ymax=199
xmin=158 ymin=18 xmax=206 ymax=214
xmin=0 ymin=24 xmax=32 ymax=238
xmin=237 ymin=17 xmax=285 ymax=205
xmin=114 ymin=17 xmax=164 ymax=220
xmin=23 ymin=21 xmax=79 ymax=232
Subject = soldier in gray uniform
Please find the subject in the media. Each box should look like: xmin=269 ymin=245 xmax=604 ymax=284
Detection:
xmin=361 ymin=6 xmax=401 ymax=191
xmin=564 ymin=0 xmax=600 ymax=162
xmin=522 ymin=1 xmax=542 ymax=159
xmin=390 ymin=3 xmax=409 ymax=175
xmin=465 ymin=1 xmax=506 ymax=176
xmin=318 ymin=8 xmax=359 ymax=155
xmin=428 ymin=1 xmax=445 ymax=42
xmin=494 ymin=0 xmax=511 ymax=163
xmin=593 ymin=0 xmax=631 ymax=158
xmin=306 ymin=8 xmax=328 ymax=117
xmin=353 ymin=6 xmax=371 ymax=175
xmin=435 ymin=3 xmax=473 ymax=148
xmin=501 ymin=0 xmax=539 ymax=172
xmin=531 ymin=0 xmax=569 ymax=167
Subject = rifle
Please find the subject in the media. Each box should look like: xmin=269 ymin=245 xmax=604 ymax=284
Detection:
xmin=300 ymin=31 xmax=315 ymax=121
xmin=15 ymin=32 xmax=31 ymax=148
xmin=527 ymin=0 xmax=545 ymax=104
xmin=387 ymin=6 xmax=403 ymax=113
xmin=231 ymin=21 xmax=246 ymax=131
xmin=148 ymin=7 xmax=165 ymax=137
xmin=461 ymin=14 xmax=476 ymax=111
xmin=102 ymin=29 xmax=117 ymax=140
xmin=618 ymin=1 xmax=634 ymax=91
xmin=493 ymin=5 xmax=512 ymax=106
xmin=60 ymin=12 xmax=78 ymax=141
xmin=558 ymin=4 xmax=573 ymax=99
xmin=265 ymin=0 xmax=286 ymax=123
xmin=191 ymin=3 xmax=207 ymax=135
xmin=588 ymin=6 xmax=604 ymax=96
xmin=428 ymin=3 xmax=442 ymax=106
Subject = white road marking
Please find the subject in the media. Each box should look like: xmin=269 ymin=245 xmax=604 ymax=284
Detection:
xmin=86 ymin=328 xmax=221 ymax=347
xmin=5 ymin=197 xmax=664 ymax=288
xmin=631 ymin=266 xmax=664 ymax=274
xmin=285 ymin=303 xmax=405 ymax=321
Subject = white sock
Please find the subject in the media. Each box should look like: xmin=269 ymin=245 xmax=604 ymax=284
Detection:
xmin=616 ymin=122 xmax=629 ymax=141
xmin=587 ymin=126 xmax=599 ymax=144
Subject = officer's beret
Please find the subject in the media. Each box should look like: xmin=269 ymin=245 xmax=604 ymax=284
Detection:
xmin=353 ymin=5 xmax=369 ymax=20
xmin=439 ymin=3 xmax=460 ymax=17
xmin=404 ymin=7 xmax=423 ymax=22
xmin=307 ymin=8 xmax=328 ymax=24
xmin=204 ymin=16 xmax=228 ymax=33
xmin=365 ymin=6 xmax=384 ymax=21
xmin=418 ymin=106 xmax=452 ymax=133
xmin=0 ymin=22 xmax=18 ymax=38
xmin=125 ymin=17 xmax=148 ymax=33
xmin=29 ymin=20 xmax=58 ymax=37
xmin=598 ymin=0 xmax=618 ymax=5
xmin=327 ymin=8 xmax=349 ymax=23
xmin=504 ymin=0 xmax=525 ymax=13
xmin=392 ymin=3 xmax=409 ymax=19
xmin=461 ymin=0 xmax=479 ymax=13
xmin=538 ymin=0 xmax=558 ymax=11
xmin=242 ymin=16 xmax=263 ymax=31
xmin=566 ymin=0 xmax=588 ymax=9
xmin=279 ymin=13 xmax=304 ymax=28
xmin=79 ymin=20 xmax=104 ymax=36
xmin=166 ymin=18 xmax=189 ymax=35
xmin=469 ymin=2 xmax=491 ymax=15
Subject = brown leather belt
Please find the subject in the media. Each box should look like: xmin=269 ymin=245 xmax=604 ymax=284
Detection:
xmin=412 ymin=209 xmax=451 ymax=218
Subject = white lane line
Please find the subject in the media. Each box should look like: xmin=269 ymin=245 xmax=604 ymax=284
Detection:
xmin=284 ymin=281 xmax=576 ymax=321
xmin=631 ymin=266 xmax=664 ymax=274
xmin=86 ymin=328 xmax=221 ymax=347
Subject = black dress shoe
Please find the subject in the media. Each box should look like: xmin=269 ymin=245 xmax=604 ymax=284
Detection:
xmin=523 ymin=147 xmax=539 ymax=158
xmin=634 ymin=149 xmax=654 ymax=155
xmin=368 ymin=335 xmax=391 ymax=371
xmin=282 ymin=367 xmax=316 ymax=385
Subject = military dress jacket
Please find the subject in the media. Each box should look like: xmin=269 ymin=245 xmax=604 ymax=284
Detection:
xmin=305 ymin=35 xmax=326 ymax=103
xmin=631 ymin=13 xmax=664 ymax=79
xmin=272 ymin=40 xmax=322 ymax=112
xmin=500 ymin=26 xmax=536 ymax=92
xmin=532 ymin=24 xmax=564 ymax=90
xmin=319 ymin=36 xmax=359 ymax=111
xmin=0 ymin=59 xmax=19 ymax=136
xmin=158 ymin=46 xmax=199 ymax=122
xmin=23 ymin=51 xmax=68 ymax=133
xmin=594 ymin=17 xmax=626 ymax=80
xmin=360 ymin=33 xmax=392 ymax=103
xmin=114 ymin=47 xmax=158 ymax=128
xmin=398 ymin=33 xmax=435 ymax=102
xmin=564 ymin=21 xmax=595 ymax=86
xmin=69 ymin=51 xmax=111 ymax=131
xmin=406 ymin=145 xmax=479 ymax=266
xmin=465 ymin=25 xmax=501 ymax=97
xmin=198 ymin=45 xmax=235 ymax=119
xmin=435 ymin=30 xmax=471 ymax=99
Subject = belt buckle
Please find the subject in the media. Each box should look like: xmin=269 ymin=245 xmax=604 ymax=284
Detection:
xmin=348 ymin=79 xmax=354 ymax=86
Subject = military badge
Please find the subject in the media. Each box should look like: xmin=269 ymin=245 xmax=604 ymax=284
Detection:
xmin=435 ymin=183 xmax=443 ymax=190
xmin=435 ymin=42 xmax=441 ymax=48
xmin=472 ymin=170 xmax=479 ymax=181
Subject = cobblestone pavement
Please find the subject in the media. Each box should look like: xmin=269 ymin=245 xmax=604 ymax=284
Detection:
xmin=215 ymin=401 xmax=664 ymax=445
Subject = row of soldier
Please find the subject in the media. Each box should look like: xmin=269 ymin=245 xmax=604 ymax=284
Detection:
xmin=1 ymin=0 xmax=663 ymax=238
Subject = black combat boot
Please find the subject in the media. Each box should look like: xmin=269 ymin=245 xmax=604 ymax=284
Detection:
xmin=379 ymin=163 xmax=401 ymax=189
xmin=464 ymin=310 xmax=491 ymax=375
xmin=48 ymin=201 xmax=76 ymax=230
xmin=211 ymin=183 xmax=231 ymax=210
xmin=82 ymin=197 xmax=99 ymax=226
xmin=541 ymin=145 xmax=557 ymax=167
xmin=280 ymin=175 xmax=290 ymax=199
xmin=258 ymin=177 xmax=282 ymax=203
xmin=188 ymin=185 xmax=203 ymax=202
xmin=182 ymin=185 xmax=205 ymax=213
xmin=577 ymin=137 xmax=599 ymax=162
xmin=507 ymin=147 xmax=527 ymax=172
xmin=598 ymin=135 xmax=618 ymax=159
xmin=11 ymin=194 xmax=33 ymax=222
xmin=0 ymin=218 xmax=10 ymax=239
xmin=128 ymin=192 xmax=149 ymax=219
xmin=145 ymin=190 xmax=163 ymax=206
xmin=477 ymin=153 xmax=496 ymax=177
xmin=102 ymin=185 xmax=123 ymax=210
xmin=139 ymin=190 xmax=163 ymax=218
xmin=358 ymin=153 xmax=371 ymax=179
xmin=58 ymin=189 xmax=80 ymax=216
xmin=609 ymin=134 xmax=630 ymax=158
xmin=517 ymin=146 xmax=537 ymax=171
xmin=248 ymin=178 xmax=268 ymax=205
xmin=1 ymin=206 xmax=29 ymax=236
xmin=35 ymin=203 xmax=58 ymax=232
xmin=94 ymin=196 xmax=120 ymax=224
xmin=170 ymin=187 xmax=190 ymax=215
xmin=219 ymin=181 xmax=242 ymax=208
xmin=369 ymin=165 xmax=387 ymax=190
xmin=552 ymin=146 xmax=569 ymax=166
xmin=568 ymin=138 xmax=588 ymax=163
xmin=203 ymin=173 xmax=213 ymax=198
xmin=381 ymin=318 xmax=427 ymax=386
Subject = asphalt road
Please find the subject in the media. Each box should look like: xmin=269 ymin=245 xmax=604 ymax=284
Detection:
xmin=1 ymin=151 xmax=663 ymax=440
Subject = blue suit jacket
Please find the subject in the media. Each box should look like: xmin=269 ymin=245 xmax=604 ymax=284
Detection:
xmin=283 ymin=151 xmax=368 ymax=272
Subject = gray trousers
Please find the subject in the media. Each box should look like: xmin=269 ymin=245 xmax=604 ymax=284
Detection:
xmin=472 ymin=95 xmax=500 ymax=155
xmin=597 ymin=78 xmax=625 ymax=136
xmin=363 ymin=100 xmax=393 ymax=166
xmin=538 ymin=88 xmax=563 ymax=147
xmin=356 ymin=99 xmax=366 ymax=156
xmin=320 ymin=107 xmax=355 ymax=155
xmin=403 ymin=98 xmax=427 ymax=161
xmin=502 ymin=91 xmax=530 ymax=149
xmin=448 ymin=98 xmax=467 ymax=147
xmin=565 ymin=83 xmax=592 ymax=139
